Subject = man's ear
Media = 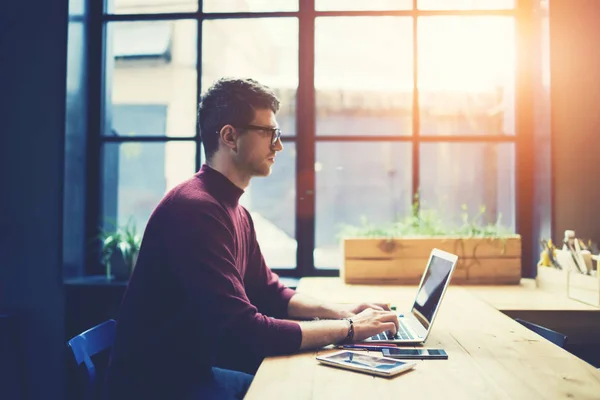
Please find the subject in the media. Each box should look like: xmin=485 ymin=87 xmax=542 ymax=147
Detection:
xmin=219 ymin=125 xmax=238 ymax=151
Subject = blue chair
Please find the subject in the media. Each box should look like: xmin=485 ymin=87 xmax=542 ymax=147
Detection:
xmin=67 ymin=319 xmax=116 ymax=400
xmin=515 ymin=318 xmax=567 ymax=348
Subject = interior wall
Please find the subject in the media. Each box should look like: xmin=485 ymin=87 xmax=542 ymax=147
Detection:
xmin=550 ymin=0 xmax=600 ymax=247
xmin=0 ymin=0 xmax=69 ymax=398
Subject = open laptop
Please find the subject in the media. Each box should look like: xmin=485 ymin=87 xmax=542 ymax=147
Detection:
xmin=363 ymin=248 xmax=458 ymax=344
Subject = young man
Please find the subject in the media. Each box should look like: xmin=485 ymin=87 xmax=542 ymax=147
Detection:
xmin=105 ymin=78 xmax=399 ymax=400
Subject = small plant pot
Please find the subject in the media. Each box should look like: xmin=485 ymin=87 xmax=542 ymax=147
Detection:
xmin=109 ymin=251 xmax=131 ymax=281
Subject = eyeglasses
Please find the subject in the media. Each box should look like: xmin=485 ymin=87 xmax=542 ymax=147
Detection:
xmin=236 ymin=124 xmax=282 ymax=145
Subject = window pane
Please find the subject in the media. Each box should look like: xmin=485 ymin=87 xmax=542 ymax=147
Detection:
xmin=69 ymin=0 xmax=85 ymax=16
xmin=101 ymin=142 xmax=196 ymax=234
xmin=106 ymin=20 xmax=197 ymax=138
xmin=315 ymin=143 xmax=412 ymax=269
xmin=107 ymin=0 xmax=198 ymax=14
xmin=418 ymin=0 xmax=514 ymax=9
xmin=203 ymin=0 xmax=298 ymax=12
xmin=316 ymin=17 xmax=413 ymax=136
xmin=64 ymin=20 xmax=87 ymax=277
xmin=202 ymin=18 xmax=298 ymax=137
xmin=240 ymin=143 xmax=296 ymax=269
xmin=316 ymin=0 xmax=411 ymax=11
xmin=419 ymin=143 xmax=515 ymax=232
xmin=418 ymin=17 xmax=515 ymax=136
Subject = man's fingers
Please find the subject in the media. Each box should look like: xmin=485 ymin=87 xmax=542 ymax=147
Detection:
xmin=375 ymin=303 xmax=391 ymax=311
xmin=382 ymin=322 xmax=397 ymax=335
xmin=379 ymin=311 xmax=400 ymax=331
xmin=368 ymin=303 xmax=384 ymax=311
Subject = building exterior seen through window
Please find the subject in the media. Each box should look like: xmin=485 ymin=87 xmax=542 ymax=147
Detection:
xmin=101 ymin=0 xmax=520 ymax=272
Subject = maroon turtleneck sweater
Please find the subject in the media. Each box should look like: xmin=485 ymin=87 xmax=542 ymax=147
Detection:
xmin=105 ymin=165 xmax=302 ymax=399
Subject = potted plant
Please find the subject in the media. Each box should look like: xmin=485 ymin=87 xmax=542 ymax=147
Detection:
xmin=339 ymin=197 xmax=521 ymax=285
xmin=100 ymin=219 xmax=142 ymax=281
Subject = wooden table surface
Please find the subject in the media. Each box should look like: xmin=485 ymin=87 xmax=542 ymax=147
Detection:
xmin=466 ymin=277 xmax=599 ymax=311
xmin=245 ymin=278 xmax=600 ymax=400
xmin=465 ymin=278 xmax=600 ymax=346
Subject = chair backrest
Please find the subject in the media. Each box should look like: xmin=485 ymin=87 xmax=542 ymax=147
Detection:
xmin=67 ymin=319 xmax=116 ymax=399
xmin=515 ymin=318 xmax=567 ymax=348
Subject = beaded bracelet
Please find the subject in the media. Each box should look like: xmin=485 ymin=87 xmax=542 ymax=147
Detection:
xmin=341 ymin=318 xmax=354 ymax=343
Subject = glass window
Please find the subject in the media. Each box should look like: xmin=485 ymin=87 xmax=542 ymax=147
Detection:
xmin=240 ymin=143 xmax=296 ymax=269
xmin=203 ymin=0 xmax=298 ymax=13
xmin=64 ymin=18 xmax=87 ymax=278
xmin=202 ymin=18 xmax=298 ymax=137
xmin=106 ymin=20 xmax=198 ymax=137
xmin=316 ymin=0 xmax=411 ymax=11
xmin=101 ymin=142 xmax=196 ymax=234
xmin=418 ymin=17 xmax=515 ymax=136
xmin=94 ymin=8 xmax=521 ymax=277
xmin=106 ymin=0 xmax=198 ymax=14
xmin=315 ymin=17 xmax=413 ymax=136
xmin=418 ymin=0 xmax=514 ymax=10
xmin=315 ymin=142 xmax=413 ymax=269
xmin=419 ymin=143 xmax=515 ymax=232
xmin=69 ymin=0 xmax=85 ymax=16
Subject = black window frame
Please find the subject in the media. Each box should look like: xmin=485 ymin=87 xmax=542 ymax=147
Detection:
xmin=85 ymin=0 xmax=537 ymax=279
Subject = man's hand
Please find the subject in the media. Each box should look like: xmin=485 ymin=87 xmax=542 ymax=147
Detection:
xmin=297 ymin=307 xmax=399 ymax=349
xmin=350 ymin=308 xmax=400 ymax=342
xmin=335 ymin=302 xmax=391 ymax=318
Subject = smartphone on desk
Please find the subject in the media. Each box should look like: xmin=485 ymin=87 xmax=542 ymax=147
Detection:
xmin=381 ymin=348 xmax=448 ymax=360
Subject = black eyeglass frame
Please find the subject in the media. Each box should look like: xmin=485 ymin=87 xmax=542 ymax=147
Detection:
xmin=234 ymin=124 xmax=282 ymax=145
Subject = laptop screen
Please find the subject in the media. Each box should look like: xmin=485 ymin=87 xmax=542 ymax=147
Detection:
xmin=410 ymin=254 xmax=455 ymax=330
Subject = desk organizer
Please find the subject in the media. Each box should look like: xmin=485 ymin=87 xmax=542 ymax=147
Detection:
xmin=537 ymin=263 xmax=600 ymax=308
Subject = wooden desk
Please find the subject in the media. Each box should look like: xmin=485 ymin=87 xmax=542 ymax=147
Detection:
xmin=465 ymin=277 xmax=599 ymax=311
xmin=245 ymin=278 xmax=600 ymax=399
xmin=465 ymin=279 xmax=600 ymax=347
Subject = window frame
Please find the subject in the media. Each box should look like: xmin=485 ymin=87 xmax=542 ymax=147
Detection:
xmin=86 ymin=0 xmax=536 ymax=279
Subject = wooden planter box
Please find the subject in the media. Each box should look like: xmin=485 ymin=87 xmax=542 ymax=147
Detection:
xmin=342 ymin=236 xmax=522 ymax=285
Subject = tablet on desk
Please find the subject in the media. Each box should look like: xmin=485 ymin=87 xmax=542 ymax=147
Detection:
xmin=316 ymin=351 xmax=416 ymax=377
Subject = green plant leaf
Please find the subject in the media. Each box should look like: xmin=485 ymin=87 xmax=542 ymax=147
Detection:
xmin=338 ymin=198 xmax=515 ymax=239
xmin=98 ymin=217 xmax=142 ymax=269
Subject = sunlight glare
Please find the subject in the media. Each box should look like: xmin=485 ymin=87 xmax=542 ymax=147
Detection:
xmin=419 ymin=17 xmax=515 ymax=92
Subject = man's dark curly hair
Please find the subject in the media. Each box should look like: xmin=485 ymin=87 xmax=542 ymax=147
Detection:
xmin=198 ymin=78 xmax=280 ymax=162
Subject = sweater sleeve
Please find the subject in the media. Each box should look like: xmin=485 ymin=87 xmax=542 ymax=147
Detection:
xmin=243 ymin=209 xmax=297 ymax=319
xmin=163 ymin=197 xmax=302 ymax=356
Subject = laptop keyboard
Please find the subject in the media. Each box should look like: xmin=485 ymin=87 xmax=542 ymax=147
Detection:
xmin=370 ymin=320 xmax=415 ymax=341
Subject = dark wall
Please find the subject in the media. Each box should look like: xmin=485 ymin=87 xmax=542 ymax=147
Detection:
xmin=551 ymin=0 xmax=600 ymax=246
xmin=0 ymin=0 xmax=69 ymax=399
